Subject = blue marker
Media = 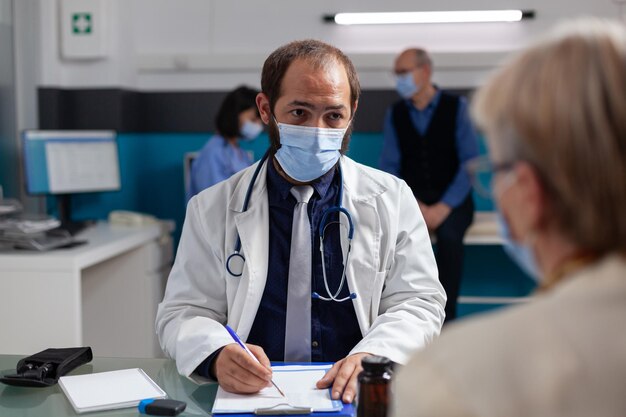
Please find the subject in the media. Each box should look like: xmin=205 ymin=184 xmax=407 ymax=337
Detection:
xmin=225 ymin=325 xmax=286 ymax=397
xmin=138 ymin=399 xmax=186 ymax=416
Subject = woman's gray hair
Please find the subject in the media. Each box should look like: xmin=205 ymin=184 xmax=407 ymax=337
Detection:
xmin=471 ymin=18 xmax=626 ymax=254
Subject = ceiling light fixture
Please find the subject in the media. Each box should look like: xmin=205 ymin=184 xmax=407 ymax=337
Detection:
xmin=324 ymin=10 xmax=535 ymax=25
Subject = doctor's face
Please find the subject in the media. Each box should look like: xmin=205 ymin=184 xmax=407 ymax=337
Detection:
xmin=257 ymin=58 xmax=355 ymax=152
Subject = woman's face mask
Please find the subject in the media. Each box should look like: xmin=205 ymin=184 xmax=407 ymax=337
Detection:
xmin=493 ymin=170 xmax=541 ymax=282
xmin=497 ymin=212 xmax=541 ymax=281
xmin=240 ymin=120 xmax=263 ymax=141
xmin=274 ymin=120 xmax=347 ymax=182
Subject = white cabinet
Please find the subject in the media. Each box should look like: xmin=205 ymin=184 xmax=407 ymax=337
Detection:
xmin=0 ymin=222 xmax=173 ymax=358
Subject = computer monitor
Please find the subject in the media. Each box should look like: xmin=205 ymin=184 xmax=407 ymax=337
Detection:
xmin=22 ymin=130 xmax=121 ymax=232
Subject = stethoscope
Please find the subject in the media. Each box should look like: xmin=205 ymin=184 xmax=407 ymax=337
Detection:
xmin=225 ymin=150 xmax=357 ymax=302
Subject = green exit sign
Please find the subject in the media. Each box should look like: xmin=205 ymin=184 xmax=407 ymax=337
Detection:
xmin=72 ymin=13 xmax=92 ymax=34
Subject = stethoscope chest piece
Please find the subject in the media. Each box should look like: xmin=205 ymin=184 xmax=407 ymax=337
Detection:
xmin=226 ymin=252 xmax=245 ymax=277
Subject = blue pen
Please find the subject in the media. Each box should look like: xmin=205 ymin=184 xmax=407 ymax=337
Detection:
xmin=225 ymin=325 xmax=286 ymax=397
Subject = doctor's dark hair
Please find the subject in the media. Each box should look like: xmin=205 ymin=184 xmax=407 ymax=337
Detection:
xmin=215 ymin=86 xmax=260 ymax=139
xmin=261 ymin=39 xmax=361 ymax=153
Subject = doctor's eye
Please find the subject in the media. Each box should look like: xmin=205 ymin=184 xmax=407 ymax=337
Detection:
xmin=290 ymin=109 xmax=307 ymax=118
xmin=326 ymin=112 xmax=347 ymax=127
xmin=327 ymin=112 xmax=343 ymax=121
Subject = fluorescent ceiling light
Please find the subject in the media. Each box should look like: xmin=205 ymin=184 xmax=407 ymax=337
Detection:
xmin=325 ymin=10 xmax=535 ymax=25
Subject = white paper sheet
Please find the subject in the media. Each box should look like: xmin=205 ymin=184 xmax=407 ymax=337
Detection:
xmin=59 ymin=368 xmax=167 ymax=414
xmin=212 ymin=365 xmax=343 ymax=414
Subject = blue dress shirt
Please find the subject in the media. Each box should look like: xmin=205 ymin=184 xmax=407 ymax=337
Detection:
xmin=379 ymin=90 xmax=479 ymax=208
xmin=246 ymin=159 xmax=362 ymax=362
xmin=187 ymin=134 xmax=252 ymax=202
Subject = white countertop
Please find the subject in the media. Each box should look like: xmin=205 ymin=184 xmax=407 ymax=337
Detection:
xmin=0 ymin=221 xmax=172 ymax=272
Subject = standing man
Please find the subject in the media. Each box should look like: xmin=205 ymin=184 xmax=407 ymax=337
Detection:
xmin=156 ymin=40 xmax=445 ymax=404
xmin=380 ymin=48 xmax=479 ymax=322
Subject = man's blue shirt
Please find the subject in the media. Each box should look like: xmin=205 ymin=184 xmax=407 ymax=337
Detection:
xmin=379 ymin=90 xmax=479 ymax=208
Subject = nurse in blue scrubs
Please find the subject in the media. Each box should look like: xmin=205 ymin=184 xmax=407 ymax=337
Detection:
xmin=187 ymin=86 xmax=262 ymax=201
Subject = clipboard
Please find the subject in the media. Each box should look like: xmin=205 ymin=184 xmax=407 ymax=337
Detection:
xmin=217 ymin=402 xmax=355 ymax=417
xmin=253 ymin=401 xmax=355 ymax=416
xmin=212 ymin=364 xmax=355 ymax=417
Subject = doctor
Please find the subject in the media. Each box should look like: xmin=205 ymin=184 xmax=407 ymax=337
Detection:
xmin=156 ymin=39 xmax=445 ymax=403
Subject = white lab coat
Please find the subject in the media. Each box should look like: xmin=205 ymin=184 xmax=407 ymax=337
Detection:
xmin=156 ymin=156 xmax=445 ymax=379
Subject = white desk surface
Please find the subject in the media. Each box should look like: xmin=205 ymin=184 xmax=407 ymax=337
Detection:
xmin=0 ymin=221 xmax=171 ymax=272
xmin=429 ymin=211 xmax=502 ymax=245
xmin=464 ymin=211 xmax=503 ymax=245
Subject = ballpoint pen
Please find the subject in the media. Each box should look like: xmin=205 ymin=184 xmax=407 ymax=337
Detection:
xmin=225 ymin=325 xmax=286 ymax=398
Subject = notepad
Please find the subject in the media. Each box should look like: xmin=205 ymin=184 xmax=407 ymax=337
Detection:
xmin=212 ymin=364 xmax=343 ymax=415
xmin=59 ymin=368 xmax=167 ymax=414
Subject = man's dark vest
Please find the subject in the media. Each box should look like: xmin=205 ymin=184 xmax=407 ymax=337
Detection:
xmin=392 ymin=92 xmax=460 ymax=204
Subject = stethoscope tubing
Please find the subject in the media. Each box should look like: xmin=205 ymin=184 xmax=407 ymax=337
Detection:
xmin=225 ymin=149 xmax=357 ymax=302
xmin=225 ymin=150 xmax=271 ymax=277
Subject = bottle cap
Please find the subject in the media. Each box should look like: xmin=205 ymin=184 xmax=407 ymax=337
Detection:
xmin=361 ymin=355 xmax=393 ymax=372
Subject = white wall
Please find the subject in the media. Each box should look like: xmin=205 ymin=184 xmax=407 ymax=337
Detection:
xmin=25 ymin=0 xmax=622 ymax=92
xmin=6 ymin=0 xmax=622 ymax=205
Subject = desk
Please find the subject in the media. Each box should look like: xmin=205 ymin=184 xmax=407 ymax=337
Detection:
xmin=0 ymin=222 xmax=173 ymax=358
xmin=0 ymin=354 xmax=215 ymax=416
xmin=429 ymin=211 xmax=502 ymax=245
xmin=430 ymin=212 xmax=533 ymax=310
xmin=430 ymin=211 xmax=504 ymax=245
xmin=463 ymin=211 xmax=502 ymax=245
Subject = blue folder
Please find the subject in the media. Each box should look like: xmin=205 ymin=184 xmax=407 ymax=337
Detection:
xmin=212 ymin=363 xmax=356 ymax=417
xmin=213 ymin=400 xmax=355 ymax=417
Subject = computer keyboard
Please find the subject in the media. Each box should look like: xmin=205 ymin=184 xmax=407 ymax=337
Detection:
xmin=0 ymin=229 xmax=87 ymax=251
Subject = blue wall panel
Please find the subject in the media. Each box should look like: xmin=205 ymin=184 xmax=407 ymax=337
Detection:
xmin=58 ymin=131 xmax=522 ymax=319
xmin=66 ymin=132 xmax=493 ymax=236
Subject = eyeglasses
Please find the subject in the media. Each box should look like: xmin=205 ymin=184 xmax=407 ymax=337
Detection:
xmin=392 ymin=64 xmax=424 ymax=77
xmin=465 ymin=156 xmax=516 ymax=198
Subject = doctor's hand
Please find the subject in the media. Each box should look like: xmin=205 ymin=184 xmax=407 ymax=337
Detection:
xmin=315 ymin=352 xmax=372 ymax=403
xmin=212 ymin=343 xmax=273 ymax=394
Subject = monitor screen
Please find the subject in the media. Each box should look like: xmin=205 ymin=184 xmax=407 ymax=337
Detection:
xmin=22 ymin=130 xmax=121 ymax=195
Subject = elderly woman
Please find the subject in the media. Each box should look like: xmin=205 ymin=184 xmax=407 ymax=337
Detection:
xmin=393 ymin=19 xmax=626 ymax=417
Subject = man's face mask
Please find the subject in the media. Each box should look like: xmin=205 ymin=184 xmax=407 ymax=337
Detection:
xmin=273 ymin=120 xmax=348 ymax=182
xmin=395 ymin=72 xmax=421 ymax=99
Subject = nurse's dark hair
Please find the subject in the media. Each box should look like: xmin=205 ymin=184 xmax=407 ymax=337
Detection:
xmin=215 ymin=85 xmax=259 ymax=139
xmin=261 ymin=39 xmax=361 ymax=153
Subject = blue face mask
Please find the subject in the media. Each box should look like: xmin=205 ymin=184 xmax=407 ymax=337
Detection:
xmin=240 ymin=120 xmax=263 ymax=141
xmin=395 ymin=72 xmax=421 ymax=99
xmin=274 ymin=121 xmax=347 ymax=182
xmin=496 ymin=211 xmax=541 ymax=282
